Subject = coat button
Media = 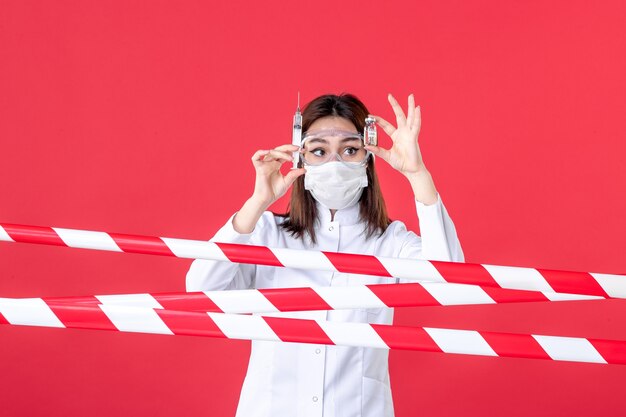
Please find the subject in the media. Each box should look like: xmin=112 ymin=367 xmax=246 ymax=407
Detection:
xmin=315 ymin=348 xmax=321 ymax=354
xmin=312 ymin=396 xmax=318 ymax=402
xmin=328 ymin=226 xmax=334 ymax=231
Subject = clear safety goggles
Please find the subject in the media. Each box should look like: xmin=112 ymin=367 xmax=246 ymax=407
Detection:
xmin=300 ymin=129 xmax=372 ymax=167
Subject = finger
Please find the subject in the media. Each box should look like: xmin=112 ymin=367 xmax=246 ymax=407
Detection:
xmin=406 ymin=94 xmax=415 ymax=127
xmin=364 ymin=145 xmax=392 ymax=164
xmin=274 ymin=144 xmax=301 ymax=152
xmin=252 ymin=149 xmax=270 ymax=162
xmin=252 ymin=150 xmax=279 ymax=168
xmin=371 ymin=115 xmax=397 ymax=139
xmin=263 ymin=149 xmax=293 ymax=162
xmin=261 ymin=154 xmax=291 ymax=164
xmin=388 ymin=93 xmax=407 ymax=127
xmin=412 ymin=105 xmax=421 ymax=132
xmin=262 ymin=156 xmax=292 ymax=164
xmin=284 ymin=167 xmax=306 ymax=187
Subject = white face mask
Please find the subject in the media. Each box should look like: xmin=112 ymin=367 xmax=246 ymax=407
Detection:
xmin=304 ymin=161 xmax=369 ymax=210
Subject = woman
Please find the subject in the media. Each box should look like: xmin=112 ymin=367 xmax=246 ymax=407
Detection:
xmin=187 ymin=93 xmax=464 ymax=417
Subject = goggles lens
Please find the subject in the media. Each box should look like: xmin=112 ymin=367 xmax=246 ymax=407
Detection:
xmin=301 ymin=129 xmax=370 ymax=166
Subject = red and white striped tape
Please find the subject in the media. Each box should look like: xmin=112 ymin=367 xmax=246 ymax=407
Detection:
xmin=0 ymin=298 xmax=623 ymax=365
xmin=1 ymin=222 xmax=624 ymax=299
xmin=37 ymin=283 xmax=601 ymax=315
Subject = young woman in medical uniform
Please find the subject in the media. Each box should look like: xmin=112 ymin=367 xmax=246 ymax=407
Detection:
xmin=187 ymin=93 xmax=464 ymax=417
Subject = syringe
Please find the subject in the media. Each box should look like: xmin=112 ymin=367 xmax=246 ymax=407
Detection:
xmin=292 ymin=92 xmax=302 ymax=169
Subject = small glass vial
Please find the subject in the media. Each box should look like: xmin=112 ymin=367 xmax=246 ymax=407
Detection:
xmin=364 ymin=116 xmax=377 ymax=146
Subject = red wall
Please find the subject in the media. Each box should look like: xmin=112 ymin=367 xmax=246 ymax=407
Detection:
xmin=2 ymin=1 xmax=626 ymax=416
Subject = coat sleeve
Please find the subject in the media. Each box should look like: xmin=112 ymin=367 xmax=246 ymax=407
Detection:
xmin=396 ymin=192 xmax=465 ymax=263
xmin=185 ymin=212 xmax=276 ymax=292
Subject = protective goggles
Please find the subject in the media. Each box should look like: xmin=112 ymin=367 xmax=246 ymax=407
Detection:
xmin=300 ymin=129 xmax=372 ymax=167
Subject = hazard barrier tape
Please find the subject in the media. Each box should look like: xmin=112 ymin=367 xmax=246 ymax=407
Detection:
xmin=35 ymin=283 xmax=601 ymax=314
xmin=0 ymin=299 xmax=623 ymax=365
xmin=1 ymin=223 xmax=624 ymax=299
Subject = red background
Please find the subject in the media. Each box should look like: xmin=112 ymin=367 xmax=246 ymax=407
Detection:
xmin=1 ymin=1 xmax=626 ymax=416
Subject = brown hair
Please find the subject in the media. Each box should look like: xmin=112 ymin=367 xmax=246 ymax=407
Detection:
xmin=279 ymin=93 xmax=391 ymax=244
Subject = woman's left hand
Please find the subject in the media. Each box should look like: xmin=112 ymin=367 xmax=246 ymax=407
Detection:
xmin=367 ymin=93 xmax=439 ymax=205
xmin=366 ymin=93 xmax=426 ymax=176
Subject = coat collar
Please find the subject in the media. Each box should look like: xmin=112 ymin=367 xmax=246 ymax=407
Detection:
xmin=315 ymin=201 xmax=362 ymax=226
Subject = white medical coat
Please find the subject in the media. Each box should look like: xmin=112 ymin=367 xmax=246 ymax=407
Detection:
xmin=186 ymin=193 xmax=464 ymax=417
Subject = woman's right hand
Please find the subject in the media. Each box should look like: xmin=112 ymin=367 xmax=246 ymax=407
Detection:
xmin=250 ymin=144 xmax=306 ymax=209
xmin=232 ymin=144 xmax=305 ymax=234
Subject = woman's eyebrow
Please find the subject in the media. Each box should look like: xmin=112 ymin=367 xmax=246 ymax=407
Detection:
xmin=306 ymin=138 xmax=328 ymax=145
xmin=305 ymin=136 xmax=360 ymax=145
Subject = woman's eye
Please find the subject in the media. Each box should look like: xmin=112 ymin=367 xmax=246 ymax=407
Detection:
xmin=344 ymin=147 xmax=358 ymax=155
xmin=311 ymin=149 xmax=326 ymax=157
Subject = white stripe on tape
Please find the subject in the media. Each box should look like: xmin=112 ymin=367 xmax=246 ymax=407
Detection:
xmin=317 ymin=321 xmax=389 ymax=349
xmin=53 ymin=228 xmax=122 ymax=252
xmin=532 ymin=335 xmax=607 ymax=364
xmin=0 ymin=298 xmax=65 ymax=328
xmin=96 ymin=294 xmax=163 ymax=309
xmin=271 ymin=248 xmax=337 ymax=272
xmin=208 ymin=313 xmax=281 ymax=342
xmin=424 ymin=327 xmax=498 ymax=356
xmin=0 ymin=226 xmax=15 ymax=242
xmin=591 ymin=273 xmax=626 ymax=299
xmin=542 ymin=292 xmax=603 ymax=302
xmin=206 ymin=290 xmax=279 ymax=314
xmin=421 ymin=282 xmax=496 ymax=306
xmin=482 ymin=264 xmax=555 ymax=292
xmin=99 ymin=305 xmax=173 ymax=335
xmin=161 ymin=238 xmax=229 ymax=261
xmin=313 ymin=286 xmax=387 ymax=310
xmin=378 ymin=257 xmax=444 ymax=282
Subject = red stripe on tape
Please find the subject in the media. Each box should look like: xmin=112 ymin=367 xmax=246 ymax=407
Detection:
xmin=44 ymin=295 xmax=101 ymax=306
xmin=322 ymin=252 xmax=392 ymax=277
xmin=537 ymin=269 xmax=609 ymax=298
xmin=109 ymin=233 xmax=175 ymax=256
xmin=430 ymin=261 xmax=499 ymax=287
xmin=215 ymin=243 xmax=284 ymax=267
xmin=366 ymin=283 xmax=440 ymax=307
xmin=481 ymin=331 xmax=551 ymax=360
xmin=589 ymin=339 xmax=626 ymax=365
xmin=482 ymin=287 xmax=550 ymax=303
xmin=43 ymin=301 xmax=117 ymax=331
xmin=263 ymin=316 xmax=335 ymax=345
xmin=0 ymin=311 xmax=9 ymax=325
xmin=155 ymin=309 xmax=226 ymax=338
xmin=371 ymin=324 xmax=442 ymax=351
xmin=154 ymin=292 xmax=222 ymax=313
xmin=2 ymin=224 xmax=65 ymax=246
xmin=259 ymin=287 xmax=332 ymax=312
